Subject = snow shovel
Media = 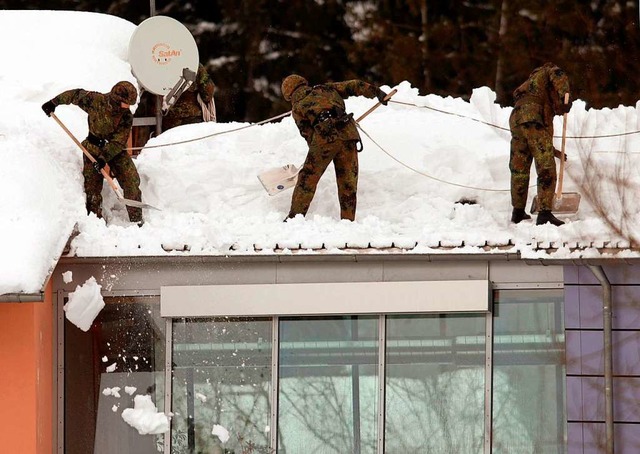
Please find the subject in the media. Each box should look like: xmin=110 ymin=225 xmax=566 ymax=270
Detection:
xmin=530 ymin=93 xmax=581 ymax=214
xmin=50 ymin=113 xmax=160 ymax=211
xmin=257 ymin=88 xmax=398 ymax=196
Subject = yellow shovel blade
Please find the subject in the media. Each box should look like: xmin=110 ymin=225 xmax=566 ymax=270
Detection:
xmin=530 ymin=192 xmax=581 ymax=214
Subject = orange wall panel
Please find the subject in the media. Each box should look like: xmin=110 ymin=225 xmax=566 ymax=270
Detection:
xmin=0 ymin=281 xmax=54 ymax=454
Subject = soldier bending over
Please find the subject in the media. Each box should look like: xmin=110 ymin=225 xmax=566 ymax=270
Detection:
xmin=281 ymin=74 xmax=388 ymax=221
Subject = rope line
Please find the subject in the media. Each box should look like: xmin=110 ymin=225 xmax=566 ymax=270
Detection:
xmin=356 ymin=124 xmax=523 ymax=193
xmin=389 ymin=99 xmax=640 ymax=140
xmin=129 ymin=111 xmax=292 ymax=152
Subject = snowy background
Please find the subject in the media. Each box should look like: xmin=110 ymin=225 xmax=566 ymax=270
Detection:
xmin=2 ymin=10 xmax=640 ymax=295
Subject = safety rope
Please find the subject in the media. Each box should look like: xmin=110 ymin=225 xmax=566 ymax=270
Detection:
xmin=128 ymin=110 xmax=292 ymax=152
xmin=389 ymin=99 xmax=640 ymax=140
xmin=356 ymin=123 xmax=518 ymax=192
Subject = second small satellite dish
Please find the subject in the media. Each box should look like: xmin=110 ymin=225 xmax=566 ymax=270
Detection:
xmin=128 ymin=16 xmax=199 ymax=96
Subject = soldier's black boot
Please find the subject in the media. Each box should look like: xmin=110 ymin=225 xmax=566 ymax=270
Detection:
xmin=536 ymin=210 xmax=564 ymax=226
xmin=511 ymin=208 xmax=531 ymax=224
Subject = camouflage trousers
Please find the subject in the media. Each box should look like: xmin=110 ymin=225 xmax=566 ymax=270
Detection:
xmin=82 ymin=146 xmax=142 ymax=223
xmin=288 ymin=140 xmax=359 ymax=220
xmin=509 ymin=123 xmax=557 ymax=211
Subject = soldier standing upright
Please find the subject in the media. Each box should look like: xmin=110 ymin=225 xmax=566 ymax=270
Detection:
xmin=509 ymin=62 xmax=571 ymax=226
xmin=281 ymin=74 xmax=388 ymax=221
xmin=163 ymin=63 xmax=216 ymax=131
xmin=42 ymin=81 xmax=144 ymax=225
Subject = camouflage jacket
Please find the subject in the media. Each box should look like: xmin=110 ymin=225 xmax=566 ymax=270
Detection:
xmin=51 ymin=89 xmax=132 ymax=162
xmin=510 ymin=63 xmax=570 ymax=133
xmin=164 ymin=64 xmax=215 ymax=125
xmin=291 ymin=80 xmax=379 ymax=146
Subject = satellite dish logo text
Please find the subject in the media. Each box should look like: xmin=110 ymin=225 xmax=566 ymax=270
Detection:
xmin=152 ymin=43 xmax=182 ymax=65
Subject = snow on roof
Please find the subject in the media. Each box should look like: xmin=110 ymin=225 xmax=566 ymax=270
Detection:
xmin=2 ymin=10 xmax=640 ymax=295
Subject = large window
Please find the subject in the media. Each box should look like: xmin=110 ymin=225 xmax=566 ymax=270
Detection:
xmin=492 ymin=290 xmax=566 ymax=453
xmin=172 ymin=317 xmax=272 ymax=453
xmin=385 ymin=314 xmax=486 ymax=453
xmin=278 ymin=317 xmax=379 ymax=454
xmin=62 ymin=289 xmax=566 ymax=453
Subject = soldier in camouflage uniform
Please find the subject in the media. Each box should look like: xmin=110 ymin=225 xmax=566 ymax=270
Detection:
xmin=42 ymin=81 xmax=144 ymax=225
xmin=163 ymin=63 xmax=216 ymax=131
xmin=281 ymin=74 xmax=388 ymax=221
xmin=509 ymin=62 xmax=571 ymax=226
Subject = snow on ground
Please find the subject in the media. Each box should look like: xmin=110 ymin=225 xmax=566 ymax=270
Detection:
xmin=2 ymin=10 xmax=640 ymax=295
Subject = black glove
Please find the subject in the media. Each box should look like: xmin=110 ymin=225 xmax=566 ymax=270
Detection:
xmin=41 ymin=100 xmax=56 ymax=117
xmin=376 ymin=88 xmax=389 ymax=105
xmin=93 ymin=156 xmax=107 ymax=174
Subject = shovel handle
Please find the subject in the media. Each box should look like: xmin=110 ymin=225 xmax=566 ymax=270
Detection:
xmin=555 ymin=92 xmax=570 ymax=199
xmin=356 ymin=88 xmax=397 ymax=123
xmin=50 ymin=113 xmax=122 ymax=195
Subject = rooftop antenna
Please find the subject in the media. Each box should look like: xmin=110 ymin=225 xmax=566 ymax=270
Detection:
xmin=128 ymin=16 xmax=199 ymax=116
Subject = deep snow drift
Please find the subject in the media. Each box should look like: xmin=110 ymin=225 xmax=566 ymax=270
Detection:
xmin=2 ymin=10 xmax=640 ymax=294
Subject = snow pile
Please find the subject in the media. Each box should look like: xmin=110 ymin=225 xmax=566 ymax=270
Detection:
xmin=63 ymin=277 xmax=104 ymax=331
xmin=121 ymin=394 xmax=170 ymax=435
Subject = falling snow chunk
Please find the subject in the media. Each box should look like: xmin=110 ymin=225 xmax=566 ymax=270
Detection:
xmin=62 ymin=271 xmax=73 ymax=283
xmin=106 ymin=363 xmax=117 ymax=373
xmin=102 ymin=387 xmax=121 ymax=398
xmin=102 ymin=356 xmax=108 ymax=362
xmin=125 ymin=386 xmax=137 ymax=395
xmin=195 ymin=392 xmax=207 ymax=402
xmin=211 ymin=424 xmax=230 ymax=443
xmin=121 ymin=395 xmax=170 ymax=435
xmin=112 ymin=405 xmax=118 ymax=412
xmin=63 ymin=277 xmax=104 ymax=332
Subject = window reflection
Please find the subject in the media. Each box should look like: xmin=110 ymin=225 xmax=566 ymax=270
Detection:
xmin=385 ymin=314 xmax=486 ymax=454
xmin=278 ymin=317 xmax=379 ymax=454
xmin=172 ymin=317 xmax=272 ymax=453
xmin=492 ymin=290 xmax=565 ymax=453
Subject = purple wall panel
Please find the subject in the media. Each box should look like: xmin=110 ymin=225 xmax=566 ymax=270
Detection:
xmin=613 ymin=331 xmax=640 ymax=375
xmin=576 ymin=266 xmax=640 ymax=286
xmin=614 ymin=377 xmax=640 ymax=422
xmin=573 ymin=286 xmax=640 ymax=330
xmin=581 ymin=377 xmax=606 ymax=421
xmin=567 ymin=423 xmax=584 ymax=454
xmin=565 ymin=265 xmax=580 ymax=285
xmin=566 ymin=330 xmax=581 ymax=375
xmin=568 ymin=331 xmax=640 ymax=376
xmin=565 ymin=286 xmax=581 ymax=329
xmin=580 ymin=423 xmax=640 ymax=453
xmin=611 ymin=287 xmax=640 ymax=330
xmin=615 ymin=424 xmax=640 ymax=454
xmin=567 ymin=376 xmax=584 ymax=421
xmin=565 ymin=265 xmax=640 ymax=452
xmin=578 ymin=286 xmax=604 ymax=329
xmin=581 ymin=423 xmax=607 ymax=454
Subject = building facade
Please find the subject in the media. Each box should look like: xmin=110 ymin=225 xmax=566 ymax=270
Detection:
xmin=2 ymin=253 xmax=638 ymax=453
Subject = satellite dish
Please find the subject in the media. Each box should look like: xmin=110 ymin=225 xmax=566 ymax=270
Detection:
xmin=128 ymin=16 xmax=199 ymax=96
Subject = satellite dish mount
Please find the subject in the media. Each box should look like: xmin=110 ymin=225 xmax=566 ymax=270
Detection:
xmin=162 ymin=67 xmax=197 ymax=114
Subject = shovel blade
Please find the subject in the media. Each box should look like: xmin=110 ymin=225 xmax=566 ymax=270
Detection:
xmin=530 ymin=192 xmax=581 ymax=214
xmin=119 ymin=197 xmax=161 ymax=211
xmin=258 ymin=164 xmax=299 ymax=196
